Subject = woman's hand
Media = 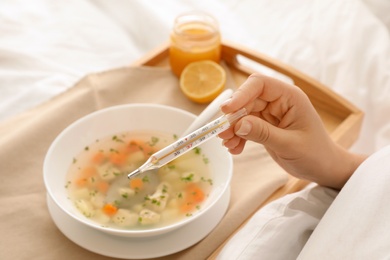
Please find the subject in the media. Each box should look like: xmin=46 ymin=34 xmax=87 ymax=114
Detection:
xmin=219 ymin=73 xmax=366 ymax=189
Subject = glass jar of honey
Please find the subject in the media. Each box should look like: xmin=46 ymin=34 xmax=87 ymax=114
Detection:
xmin=169 ymin=11 xmax=221 ymax=77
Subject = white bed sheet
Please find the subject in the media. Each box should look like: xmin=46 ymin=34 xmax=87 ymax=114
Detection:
xmin=1 ymin=0 xmax=390 ymax=258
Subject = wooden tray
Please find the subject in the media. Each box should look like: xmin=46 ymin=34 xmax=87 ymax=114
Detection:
xmin=134 ymin=41 xmax=363 ymax=147
xmin=132 ymin=40 xmax=363 ymax=257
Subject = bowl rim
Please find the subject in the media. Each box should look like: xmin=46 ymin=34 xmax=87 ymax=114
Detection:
xmin=43 ymin=103 xmax=233 ymax=236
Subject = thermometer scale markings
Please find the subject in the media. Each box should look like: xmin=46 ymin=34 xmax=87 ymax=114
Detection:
xmin=153 ymin=119 xmax=228 ymax=164
xmin=127 ymin=108 xmax=247 ymax=179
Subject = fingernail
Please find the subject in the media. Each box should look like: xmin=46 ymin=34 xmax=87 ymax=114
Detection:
xmin=236 ymin=120 xmax=251 ymax=136
xmin=220 ymin=98 xmax=232 ymax=108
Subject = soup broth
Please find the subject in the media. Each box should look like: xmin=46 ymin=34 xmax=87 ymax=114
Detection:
xmin=65 ymin=130 xmax=213 ymax=230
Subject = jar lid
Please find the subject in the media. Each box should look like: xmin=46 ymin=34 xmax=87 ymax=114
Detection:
xmin=173 ymin=11 xmax=219 ymax=40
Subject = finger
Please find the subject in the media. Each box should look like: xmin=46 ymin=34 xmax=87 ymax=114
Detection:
xmin=218 ymin=127 xmax=235 ymax=139
xmin=234 ymin=115 xmax=287 ymax=147
xmin=260 ymin=110 xmax=281 ymax=126
xmin=222 ymin=135 xmax=241 ymax=150
xmin=220 ymin=75 xmax=264 ymax=114
xmin=220 ymin=73 xmax=298 ymax=114
xmin=227 ymin=138 xmax=246 ymax=155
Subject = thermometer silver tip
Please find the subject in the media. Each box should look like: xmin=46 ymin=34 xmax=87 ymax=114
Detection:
xmin=127 ymin=168 xmax=141 ymax=179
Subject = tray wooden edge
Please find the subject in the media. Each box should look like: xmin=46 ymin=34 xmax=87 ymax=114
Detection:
xmin=132 ymin=41 xmax=170 ymax=67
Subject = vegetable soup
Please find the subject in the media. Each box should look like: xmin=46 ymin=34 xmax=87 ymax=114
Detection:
xmin=65 ymin=130 xmax=213 ymax=230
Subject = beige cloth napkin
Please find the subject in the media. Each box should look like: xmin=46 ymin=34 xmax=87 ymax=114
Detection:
xmin=0 ymin=66 xmax=288 ymax=260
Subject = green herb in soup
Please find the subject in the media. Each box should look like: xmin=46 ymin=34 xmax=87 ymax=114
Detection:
xmin=65 ymin=131 xmax=213 ymax=230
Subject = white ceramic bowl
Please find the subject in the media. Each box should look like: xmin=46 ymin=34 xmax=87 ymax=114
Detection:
xmin=43 ymin=104 xmax=232 ymax=238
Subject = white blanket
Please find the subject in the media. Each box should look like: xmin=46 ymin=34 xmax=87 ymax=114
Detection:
xmin=297 ymin=144 xmax=390 ymax=259
xmin=218 ymin=145 xmax=390 ymax=259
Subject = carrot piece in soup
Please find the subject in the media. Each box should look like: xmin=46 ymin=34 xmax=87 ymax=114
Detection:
xmin=81 ymin=166 xmax=97 ymax=178
xmin=75 ymin=166 xmax=96 ymax=187
xmin=129 ymin=177 xmax=143 ymax=190
xmin=102 ymin=203 xmax=118 ymax=216
xmin=179 ymin=184 xmax=205 ymax=213
xmin=180 ymin=200 xmax=195 ymax=213
xmin=109 ymin=151 xmax=127 ymax=166
xmin=186 ymin=183 xmax=205 ymax=203
xmin=97 ymin=181 xmax=109 ymax=194
xmin=127 ymin=139 xmax=154 ymax=157
xmin=126 ymin=140 xmax=143 ymax=153
xmin=75 ymin=178 xmax=88 ymax=187
xmin=91 ymin=152 xmax=105 ymax=164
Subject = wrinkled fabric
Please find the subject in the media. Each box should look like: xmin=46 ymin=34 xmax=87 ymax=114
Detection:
xmin=217 ymin=184 xmax=338 ymax=260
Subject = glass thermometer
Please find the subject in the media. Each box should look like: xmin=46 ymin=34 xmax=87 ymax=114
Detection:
xmin=127 ymin=108 xmax=247 ymax=179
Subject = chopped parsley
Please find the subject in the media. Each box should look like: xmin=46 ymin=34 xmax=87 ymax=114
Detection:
xmin=201 ymin=177 xmax=213 ymax=185
xmin=109 ymin=148 xmax=119 ymax=153
xmin=181 ymin=173 xmax=194 ymax=182
xmin=148 ymin=136 xmax=159 ymax=146
xmin=151 ymin=199 xmax=160 ymax=206
xmin=64 ymin=181 xmax=71 ymax=189
xmin=203 ymin=156 xmax=209 ymax=164
xmin=162 ymin=185 xmax=168 ymax=193
xmin=112 ymin=135 xmax=124 ymax=143
xmin=193 ymin=147 xmax=201 ymax=154
xmin=168 ymin=164 xmax=176 ymax=169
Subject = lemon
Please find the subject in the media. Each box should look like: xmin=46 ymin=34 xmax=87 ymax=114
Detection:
xmin=179 ymin=60 xmax=226 ymax=103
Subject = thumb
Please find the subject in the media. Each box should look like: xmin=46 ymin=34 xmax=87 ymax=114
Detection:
xmin=234 ymin=115 xmax=286 ymax=147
